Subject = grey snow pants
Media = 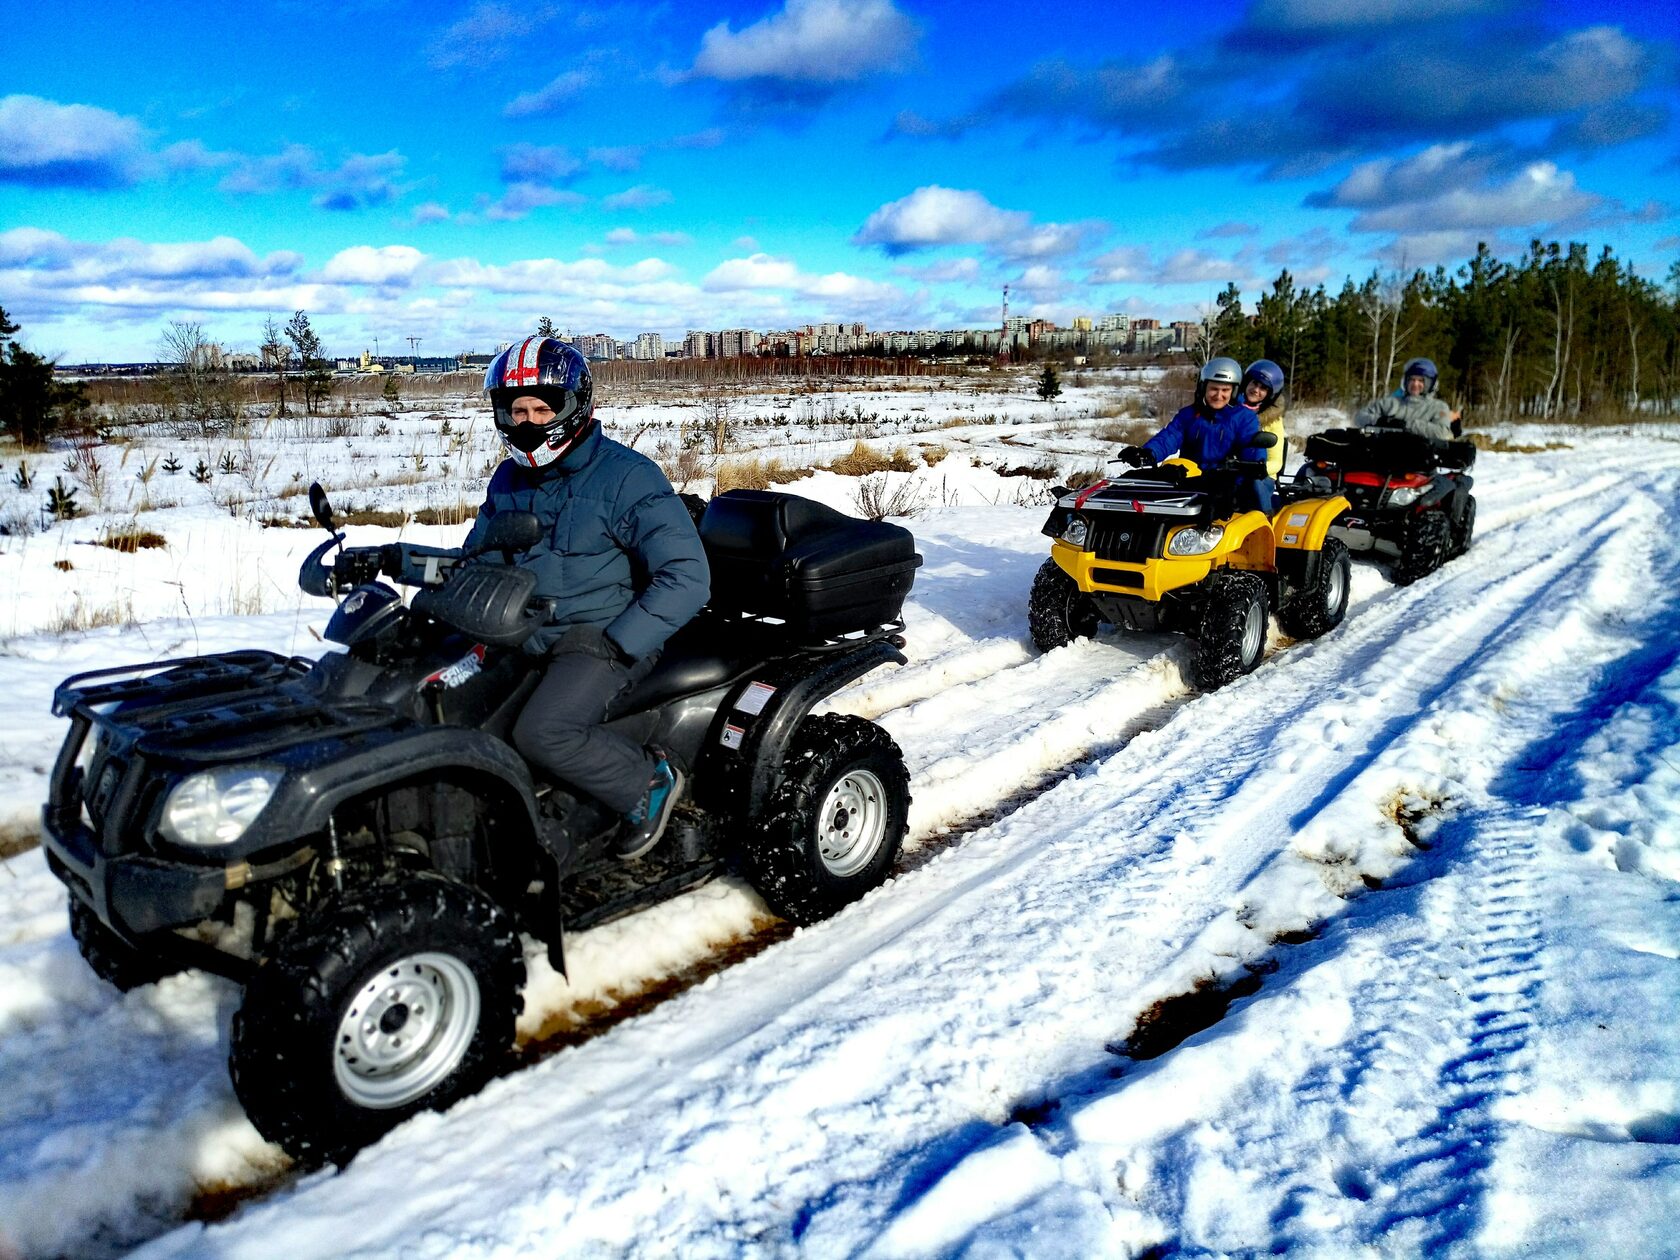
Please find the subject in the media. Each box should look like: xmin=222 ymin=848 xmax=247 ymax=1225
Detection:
xmin=511 ymin=650 xmax=658 ymax=816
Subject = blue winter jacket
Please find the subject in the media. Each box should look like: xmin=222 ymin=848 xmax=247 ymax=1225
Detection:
xmin=462 ymin=425 xmax=710 ymax=661
xmin=1143 ymin=401 xmax=1265 ymax=468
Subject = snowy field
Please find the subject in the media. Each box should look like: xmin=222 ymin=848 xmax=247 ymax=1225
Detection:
xmin=1 ymin=370 xmax=1677 ymax=1258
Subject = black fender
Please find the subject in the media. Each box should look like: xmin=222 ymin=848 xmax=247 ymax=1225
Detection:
xmin=693 ymin=638 xmax=906 ymax=821
xmin=243 ymin=726 xmax=543 ymax=857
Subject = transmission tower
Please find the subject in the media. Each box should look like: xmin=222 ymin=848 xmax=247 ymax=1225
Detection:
xmin=406 ymin=336 xmax=421 ymax=364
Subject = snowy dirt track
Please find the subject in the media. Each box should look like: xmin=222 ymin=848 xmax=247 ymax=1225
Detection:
xmin=2 ymin=429 xmax=1680 ymax=1257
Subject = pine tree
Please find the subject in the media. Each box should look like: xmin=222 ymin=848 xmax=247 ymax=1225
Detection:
xmin=1036 ymin=361 xmax=1062 ymax=402
xmin=0 ymin=306 xmax=84 ymax=445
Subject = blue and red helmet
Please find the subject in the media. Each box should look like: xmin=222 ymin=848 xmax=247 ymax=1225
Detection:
xmin=1242 ymin=359 xmax=1285 ymax=411
xmin=484 ymin=335 xmax=595 ymax=468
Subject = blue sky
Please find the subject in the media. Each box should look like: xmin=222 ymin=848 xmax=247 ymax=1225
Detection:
xmin=1 ymin=0 xmax=1675 ymax=362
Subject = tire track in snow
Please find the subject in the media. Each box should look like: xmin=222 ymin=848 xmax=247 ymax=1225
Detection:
xmin=6 ymin=457 xmax=1671 ymax=1258
xmin=856 ymin=472 xmax=1678 ymax=1257
xmin=1368 ymin=816 xmax=1546 ymax=1252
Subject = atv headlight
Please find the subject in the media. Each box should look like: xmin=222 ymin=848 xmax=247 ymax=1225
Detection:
xmin=1060 ymin=516 xmax=1090 ymax=548
xmin=159 ymin=768 xmax=282 ymax=848
xmin=1166 ymin=524 xmax=1225 ymax=556
xmin=1388 ymin=486 xmax=1422 ymax=507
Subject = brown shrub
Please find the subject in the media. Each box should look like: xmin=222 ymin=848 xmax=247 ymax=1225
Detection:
xmin=716 ymin=457 xmax=819 ymax=493
xmin=1065 ymin=466 xmax=1107 ymax=489
xmin=337 ymin=507 xmax=409 ymax=527
xmin=826 ymin=441 xmax=918 ymax=476
xmin=920 ymin=443 xmax=949 ymax=466
xmin=996 ymin=459 xmax=1060 ymax=481
xmin=98 ymin=526 xmax=167 ymax=552
xmin=414 ymin=502 xmax=479 ymax=526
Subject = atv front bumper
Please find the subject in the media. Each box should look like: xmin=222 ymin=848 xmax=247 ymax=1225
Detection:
xmin=42 ymin=805 xmax=230 ymax=939
xmin=1051 ymin=540 xmax=1212 ymax=601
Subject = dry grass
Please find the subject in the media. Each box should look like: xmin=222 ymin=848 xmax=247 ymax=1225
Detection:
xmin=1065 ymin=466 xmax=1107 ymax=489
xmin=97 ymin=525 xmax=168 ymax=552
xmin=46 ymin=594 xmax=137 ymax=634
xmin=919 ymin=443 xmax=949 ymax=466
xmin=1471 ymin=433 xmax=1571 ymax=454
xmin=335 ymin=507 xmax=409 ymax=527
xmin=826 ymin=441 xmax=918 ymax=477
xmin=713 ymin=457 xmax=815 ymax=493
xmin=0 ymin=818 xmax=39 ymax=859
xmin=996 ymin=459 xmax=1060 ymax=481
xmin=414 ymin=501 xmax=479 ymax=526
xmin=1095 ymin=420 xmax=1155 ymax=445
xmin=853 ymin=473 xmax=930 ymax=520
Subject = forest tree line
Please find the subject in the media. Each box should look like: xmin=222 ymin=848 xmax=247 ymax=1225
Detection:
xmin=1197 ymin=240 xmax=1680 ymax=419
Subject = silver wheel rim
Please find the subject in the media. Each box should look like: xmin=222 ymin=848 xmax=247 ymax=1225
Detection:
xmin=1241 ymin=597 xmax=1265 ymax=665
xmin=817 ymin=768 xmax=889 ymax=878
xmin=1325 ymin=559 xmax=1347 ymax=613
xmin=332 ymin=951 xmax=481 ymax=1110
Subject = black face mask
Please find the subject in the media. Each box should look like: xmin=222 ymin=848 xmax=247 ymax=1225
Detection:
xmin=504 ymin=423 xmax=553 ymax=453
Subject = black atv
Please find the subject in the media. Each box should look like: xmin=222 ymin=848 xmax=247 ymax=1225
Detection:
xmin=1291 ymin=426 xmax=1476 ymax=585
xmin=42 ymin=485 xmax=921 ymax=1165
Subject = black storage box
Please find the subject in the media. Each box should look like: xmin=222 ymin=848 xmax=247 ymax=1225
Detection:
xmin=699 ymin=489 xmax=922 ymax=638
xmin=1306 ymin=427 xmax=1476 ymax=473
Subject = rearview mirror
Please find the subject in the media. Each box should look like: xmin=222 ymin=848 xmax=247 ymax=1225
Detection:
xmin=308 ymin=483 xmax=337 ymax=532
xmin=1252 ymin=431 xmax=1279 ymax=449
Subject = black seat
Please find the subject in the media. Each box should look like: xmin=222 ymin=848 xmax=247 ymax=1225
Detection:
xmin=609 ymin=612 xmax=791 ymax=717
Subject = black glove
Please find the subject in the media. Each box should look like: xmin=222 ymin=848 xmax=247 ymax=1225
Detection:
xmin=1450 ymin=418 xmax=1463 ymax=438
xmin=1116 ymin=445 xmax=1156 ymax=468
xmin=557 ymin=623 xmax=632 ymax=666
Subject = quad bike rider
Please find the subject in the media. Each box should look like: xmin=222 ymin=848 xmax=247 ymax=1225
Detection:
xmin=1296 ymin=358 xmax=1477 ymax=584
xmin=1028 ymin=358 xmax=1353 ymax=689
xmin=41 ymin=417 xmax=922 ymax=1167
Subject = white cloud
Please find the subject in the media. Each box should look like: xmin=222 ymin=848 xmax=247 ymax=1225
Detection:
xmin=0 ymin=95 xmax=146 ymax=188
xmin=702 ymin=252 xmax=903 ymax=304
xmin=477 ymin=183 xmax=587 ymax=222
xmin=854 ymin=186 xmax=1027 ymax=252
xmin=320 ymin=245 xmax=427 ymax=286
xmin=602 ymin=184 xmax=672 ymax=211
xmin=588 ymin=146 xmax=643 ymax=172
xmin=893 ymin=257 xmax=982 ymax=283
xmin=854 ymin=186 xmax=1097 ymax=261
xmin=1348 ymin=161 xmax=1601 ymax=233
xmin=1086 ymin=246 xmax=1245 ymax=287
xmin=691 ymin=0 xmax=918 ymax=84
xmin=410 ymin=202 xmax=452 ymax=225
xmin=220 ymin=145 xmax=407 ymax=211
xmin=1248 ymin=0 xmax=1506 ymax=30
xmin=504 ymin=70 xmax=595 ymax=119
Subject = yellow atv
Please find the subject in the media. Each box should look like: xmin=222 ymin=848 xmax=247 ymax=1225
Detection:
xmin=1029 ymin=441 xmax=1351 ymax=689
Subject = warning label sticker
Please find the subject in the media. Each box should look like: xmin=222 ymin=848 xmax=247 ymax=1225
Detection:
xmin=720 ymin=723 xmax=746 ymax=750
xmin=735 ymin=682 xmax=776 ymax=715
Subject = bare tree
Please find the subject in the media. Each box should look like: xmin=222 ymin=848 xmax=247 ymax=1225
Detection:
xmin=261 ymin=315 xmax=289 ymax=417
xmin=158 ymin=319 xmax=225 ymax=433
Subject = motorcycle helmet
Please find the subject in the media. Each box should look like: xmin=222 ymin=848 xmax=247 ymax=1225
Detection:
xmin=1400 ymin=357 xmax=1439 ymax=395
xmin=1242 ymin=359 xmax=1285 ymax=411
xmin=1197 ymin=356 xmax=1242 ymax=406
xmin=484 ymin=336 xmax=595 ymax=467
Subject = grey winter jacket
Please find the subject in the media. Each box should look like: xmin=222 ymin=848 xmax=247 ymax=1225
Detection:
xmin=1354 ymin=392 xmax=1456 ymax=442
xmin=462 ymin=425 xmax=709 ymax=660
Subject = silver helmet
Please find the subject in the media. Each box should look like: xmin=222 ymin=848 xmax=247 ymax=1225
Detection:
xmin=1199 ymin=356 xmax=1242 ymax=386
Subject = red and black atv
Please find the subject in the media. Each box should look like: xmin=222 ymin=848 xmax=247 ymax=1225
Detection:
xmin=1289 ymin=427 xmax=1476 ymax=585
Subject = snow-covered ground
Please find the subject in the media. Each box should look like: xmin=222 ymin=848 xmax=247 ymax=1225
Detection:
xmin=1 ymin=372 xmax=1677 ymax=1258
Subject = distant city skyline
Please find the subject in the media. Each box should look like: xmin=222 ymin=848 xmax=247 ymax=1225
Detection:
xmin=2 ymin=0 xmax=1675 ymax=362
